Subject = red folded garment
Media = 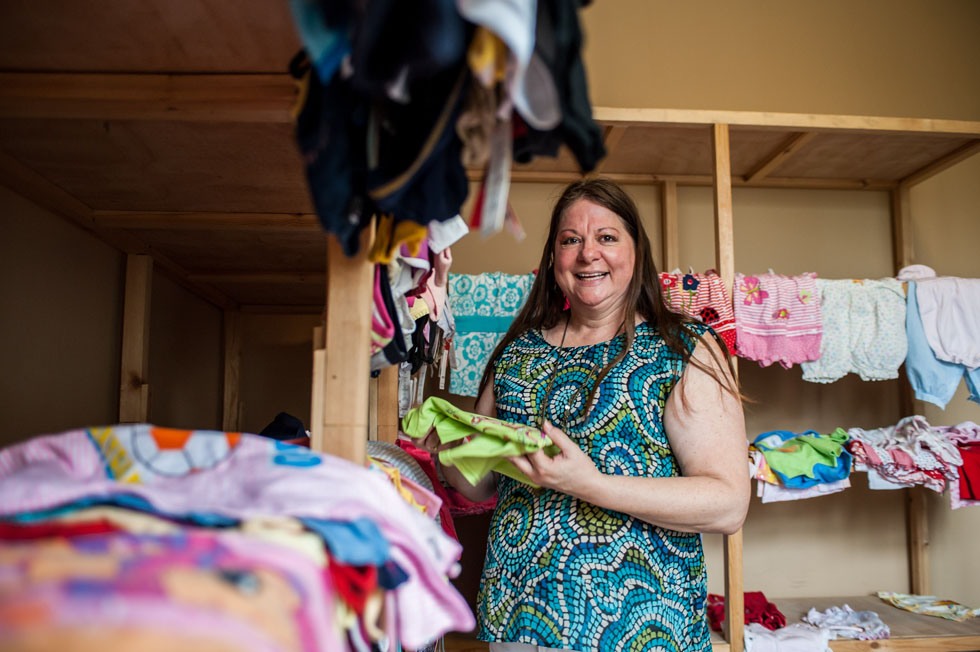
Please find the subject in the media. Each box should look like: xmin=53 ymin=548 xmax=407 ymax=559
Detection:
xmin=707 ymin=591 xmax=787 ymax=632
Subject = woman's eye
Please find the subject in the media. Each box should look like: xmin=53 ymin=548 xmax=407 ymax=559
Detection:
xmin=560 ymin=237 xmax=580 ymax=246
xmin=600 ymin=234 xmax=617 ymax=243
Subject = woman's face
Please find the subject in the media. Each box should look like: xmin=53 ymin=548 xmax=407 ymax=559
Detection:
xmin=553 ymin=198 xmax=636 ymax=316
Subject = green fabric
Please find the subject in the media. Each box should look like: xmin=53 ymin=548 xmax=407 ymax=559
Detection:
xmin=401 ymin=396 xmax=558 ymax=486
xmin=759 ymin=428 xmax=849 ymax=479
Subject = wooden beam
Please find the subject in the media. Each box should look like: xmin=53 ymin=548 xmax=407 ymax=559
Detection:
xmin=712 ymin=122 xmax=744 ymax=652
xmin=0 ymin=150 xmax=237 ymax=309
xmin=119 ymin=254 xmax=152 ymax=423
xmin=660 ymin=180 xmax=679 ymax=272
xmin=0 ymin=72 xmax=296 ymax=123
xmin=907 ymin=487 xmax=931 ymax=595
xmin=241 ymin=304 xmax=324 ymax=315
xmin=312 ymin=228 xmax=374 ymax=463
xmin=712 ymin=124 xmax=736 ymax=291
xmin=744 ymin=131 xmax=817 ymax=183
xmin=188 ymin=272 xmax=326 ymax=285
xmin=92 ymin=211 xmax=321 ymax=232
xmin=891 ymin=184 xmax=915 ymax=272
xmin=890 ymin=183 xmax=931 ymax=596
xmin=472 ymin=168 xmax=896 ymax=190
xmin=593 ymin=106 xmax=980 ymax=137
xmin=222 ymin=310 xmax=243 ymax=432
xmin=376 ymin=365 xmax=401 ymax=445
xmin=593 ymin=125 xmax=629 ymax=173
xmin=900 ymin=139 xmax=980 ymax=187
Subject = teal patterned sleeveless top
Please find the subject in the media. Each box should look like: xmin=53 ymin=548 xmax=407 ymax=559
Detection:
xmin=476 ymin=321 xmax=711 ymax=651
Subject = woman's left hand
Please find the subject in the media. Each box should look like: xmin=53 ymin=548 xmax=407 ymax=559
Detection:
xmin=507 ymin=421 xmax=601 ymax=497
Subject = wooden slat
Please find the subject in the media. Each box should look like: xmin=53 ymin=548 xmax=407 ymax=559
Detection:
xmin=240 ymin=304 xmax=324 ymax=315
xmin=890 ymin=184 xmax=915 ymax=272
xmin=119 ymin=254 xmax=152 ymax=423
xmin=775 ymin=596 xmax=980 ymax=650
xmin=376 ymin=365 xmax=401 ymax=445
xmin=0 ymin=72 xmax=296 ymax=122
xmin=93 ymin=211 xmax=321 ymax=231
xmin=900 ymin=139 xmax=980 ymax=187
xmin=660 ymin=180 xmax=679 ymax=271
xmin=475 ymin=168 xmax=896 ymax=190
xmin=890 ymin=183 xmax=931 ymax=596
xmin=222 ymin=309 xmax=242 ymax=431
xmin=907 ymin=486 xmax=930 ymax=595
xmin=594 ymin=125 xmax=629 ymax=173
xmin=712 ymin=124 xmax=736 ymax=290
xmin=188 ymin=272 xmax=326 ymax=285
xmin=0 ymin=150 xmax=237 ymax=309
xmin=712 ymin=122 xmax=744 ymax=652
xmin=593 ymin=106 xmax=980 ymax=137
xmin=312 ymin=230 xmax=374 ymax=463
xmin=744 ymin=131 xmax=817 ymax=183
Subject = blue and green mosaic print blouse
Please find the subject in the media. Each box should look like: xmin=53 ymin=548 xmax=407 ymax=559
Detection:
xmin=476 ymin=321 xmax=711 ymax=652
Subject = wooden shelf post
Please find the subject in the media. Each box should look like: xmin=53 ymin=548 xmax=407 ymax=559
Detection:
xmin=119 ymin=254 xmax=152 ymax=423
xmin=222 ymin=309 xmax=242 ymax=431
xmin=311 ymin=231 xmax=373 ymax=464
xmin=713 ymin=123 xmax=745 ymax=652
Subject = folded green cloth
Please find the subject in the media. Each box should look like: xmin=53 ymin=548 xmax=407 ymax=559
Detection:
xmin=401 ymin=396 xmax=559 ymax=487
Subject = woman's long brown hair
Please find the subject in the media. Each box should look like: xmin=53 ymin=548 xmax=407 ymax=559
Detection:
xmin=476 ymin=177 xmax=740 ymax=407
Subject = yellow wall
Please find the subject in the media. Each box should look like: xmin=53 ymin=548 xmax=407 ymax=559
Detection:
xmin=581 ymin=0 xmax=980 ymax=121
xmin=0 ymin=185 xmax=123 ymax=446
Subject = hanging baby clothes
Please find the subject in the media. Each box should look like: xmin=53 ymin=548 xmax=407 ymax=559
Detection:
xmin=733 ymin=271 xmax=822 ymax=368
xmin=847 ymin=416 xmax=962 ymax=493
xmin=660 ymin=269 xmax=738 ymax=354
xmin=800 ymin=278 xmax=907 ymax=383
xmin=939 ymin=421 xmax=980 ymax=510
xmin=447 ymin=271 xmax=534 ymax=396
xmin=914 ymin=275 xmax=980 ymax=368
xmin=752 ymin=429 xmax=852 ymax=489
xmin=903 ymin=280 xmax=980 ymax=409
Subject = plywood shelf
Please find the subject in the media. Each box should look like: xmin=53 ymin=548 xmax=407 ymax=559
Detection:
xmin=774 ymin=595 xmax=980 ymax=651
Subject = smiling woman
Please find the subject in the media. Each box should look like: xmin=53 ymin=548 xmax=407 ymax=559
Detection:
xmin=427 ymin=178 xmax=751 ymax=652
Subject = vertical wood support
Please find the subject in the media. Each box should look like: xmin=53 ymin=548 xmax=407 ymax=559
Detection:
xmin=119 ymin=254 xmax=152 ymax=423
xmin=311 ymin=231 xmax=373 ymax=463
xmin=376 ymin=365 xmax=401 ymax=444
xmin=713 ymin=123 xmax=744 ymax=652
xmin=891 ymin=183 xmax=930 ymax=595
xmin=660 ymin=180 xmax=680 ymax=271
xmin=222 ymin=309 xmax=242 ymax=431
xmin=310 ymin=323 xmax=325 ymax=447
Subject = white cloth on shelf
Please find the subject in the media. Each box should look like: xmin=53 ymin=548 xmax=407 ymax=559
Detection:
xmin=803 ymin=604 xmax=890 ymax=640
xmin=914 ymin=276 xmax=980 ymax=368
xmin=743 ymin=622 xmax=831 ymax=652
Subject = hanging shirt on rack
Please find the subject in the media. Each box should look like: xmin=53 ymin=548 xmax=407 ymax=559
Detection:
xmin=903 ymin=281 xmax=980 ymax=409
xmin=800 ymin=278 xmax=907 ymax=383
xmin=447 ymin=271 xmax=534 ymax=396
xmin=733 ymin=271 xmax=822 ymax=369
xmin=660 ymin=269 xmax=738 ymax=354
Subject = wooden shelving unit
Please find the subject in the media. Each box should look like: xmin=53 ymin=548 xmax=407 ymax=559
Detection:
xmin=1 ymin=9 xmax=979 ymax=645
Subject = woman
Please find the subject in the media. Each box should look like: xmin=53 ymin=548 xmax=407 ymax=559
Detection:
xmin=433 ymin=178 xmax=749 ymax=651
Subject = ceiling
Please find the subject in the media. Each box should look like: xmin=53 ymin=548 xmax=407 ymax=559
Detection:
xmin=2 ymin=1 xmax=979 ymax=312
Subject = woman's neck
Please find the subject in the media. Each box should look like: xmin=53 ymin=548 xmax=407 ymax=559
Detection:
xmin=561 ymin=311 xmax=627 ymax=347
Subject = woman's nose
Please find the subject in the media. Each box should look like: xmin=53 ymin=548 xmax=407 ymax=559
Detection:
xmin=578 ymin=240 xmax=599 ymax=261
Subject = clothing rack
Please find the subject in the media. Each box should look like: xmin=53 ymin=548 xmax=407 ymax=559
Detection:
xmin=306 ymin=108 xmax=980 ymax=652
